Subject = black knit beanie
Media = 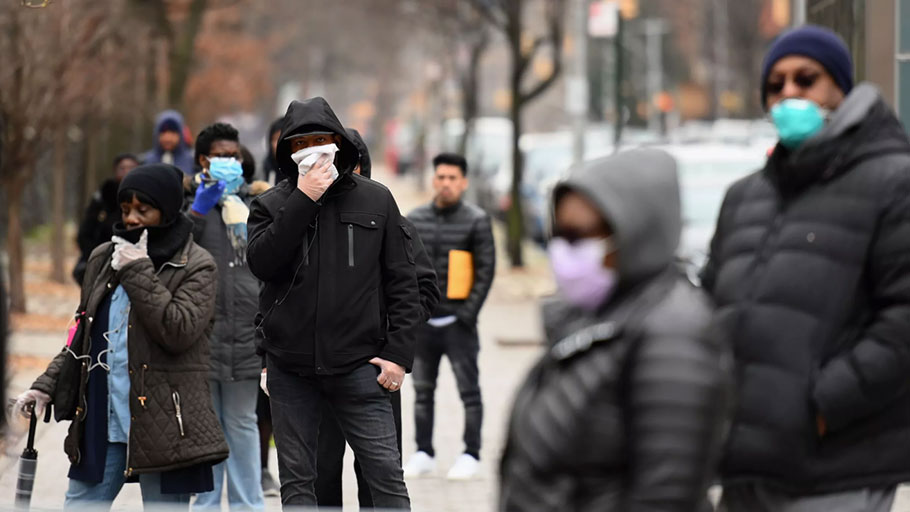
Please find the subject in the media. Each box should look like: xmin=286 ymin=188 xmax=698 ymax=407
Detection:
xmin=117 ymin=164 xmax=185 ymax=224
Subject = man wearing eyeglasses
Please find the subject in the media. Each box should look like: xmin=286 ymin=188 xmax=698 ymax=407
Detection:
xmin=187 ymin=122 xmax=269 ymax=511
xmin=702 ymin=25 xmax=910 ymax=511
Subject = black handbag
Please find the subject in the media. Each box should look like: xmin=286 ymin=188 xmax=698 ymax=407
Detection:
xmin=53 ymin=310 xmax=87 ymax=422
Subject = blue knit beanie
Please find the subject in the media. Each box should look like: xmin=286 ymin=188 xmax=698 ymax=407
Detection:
xmin=761 ymin=25 xmax=854 ymax=109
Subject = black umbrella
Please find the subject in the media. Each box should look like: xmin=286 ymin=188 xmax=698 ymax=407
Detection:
xmin=14 ymin=404 xmax=49 ymax=510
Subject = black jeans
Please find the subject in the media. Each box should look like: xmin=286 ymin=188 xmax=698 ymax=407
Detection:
xmin=315 ymin=391 xmax=402 ymax=508
xmin=412 ymin=321 xmax=482 ymax=459
xmin=266 ymin=357 xmax=409 ymax=509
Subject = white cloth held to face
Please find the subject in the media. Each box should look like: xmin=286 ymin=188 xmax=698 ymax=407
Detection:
xmin=291 ymin=144 xmax=339 ymax=181
xmin=111 ymin=229 xmax=150 ymax=271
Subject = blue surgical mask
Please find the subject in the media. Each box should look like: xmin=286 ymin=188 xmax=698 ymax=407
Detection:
xmin=770 ymin=98 xmax=829 ymax=149
xmin=208 ymin=157 xmax=244 ymax=195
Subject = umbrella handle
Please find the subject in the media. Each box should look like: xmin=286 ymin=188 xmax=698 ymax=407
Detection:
xmin=23 ymin=405 xmax=38 ymax=457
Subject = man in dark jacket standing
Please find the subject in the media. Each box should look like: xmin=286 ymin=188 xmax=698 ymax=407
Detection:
xmin=314 ymin=128 xmax=440 ymax=508
xmin=404 ymin=153 xmax=495 ymax=480
xmin=188 ymin=122 xmax=266 ymax=510
xmin=248 ymin=97 xmax=419 ymax=509
xmin=703 ymin=25 xmax=910 ymax=511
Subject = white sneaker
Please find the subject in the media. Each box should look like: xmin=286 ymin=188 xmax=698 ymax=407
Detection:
xmin=446 ymin=453 xmax=480 ymax=480
xmin=403 ymin=451 xmax=436 ymax=478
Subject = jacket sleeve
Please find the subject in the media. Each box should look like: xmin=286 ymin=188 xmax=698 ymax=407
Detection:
xmin=116 ymin=256 xmax=217 ymax=356
xmin=408 ymin=220 xmax=440 ymax=322
xmin=378 ymin=194 xmax=421 ymax=371
xmin=456 ymin=214 xmax=496 ymax=325
xmin=812 ymin=183 xmax=910 ymax=431
xmin=247 ymin=187 xmax=320 ymax=282
xmin=624 ymin=331 xmax=730 ymax=512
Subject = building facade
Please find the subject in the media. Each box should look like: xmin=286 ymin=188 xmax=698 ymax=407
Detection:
xmin=807 ymin=0 xmax=910 ymax=132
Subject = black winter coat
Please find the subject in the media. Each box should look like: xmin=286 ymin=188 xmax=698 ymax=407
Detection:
xmin=73 ymin=179 xmax=121 ymax=285
xmin=408 ymin=201 xmax=495 ymax=325
xmin=501 ymin=149 xmax=731 ymax=512
xmin=247 ymin=97 xmax=420 ymax=374
xmin=189 ymin=182 xmax=269 ymax=381
xmin=702 ymin=84 xmax=910 ymax=492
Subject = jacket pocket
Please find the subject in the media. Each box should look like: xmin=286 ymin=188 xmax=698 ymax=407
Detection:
xmin=340 ymin=212 xmax=383 ymax=268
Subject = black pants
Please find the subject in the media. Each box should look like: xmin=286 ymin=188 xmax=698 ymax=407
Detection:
xmin=266 ymin=357 xmax=409 ymax=509
xmin=412 ymin=321 xmax=482 ymax=459
xmin=315 ymin=392 xmax=402 ymax=508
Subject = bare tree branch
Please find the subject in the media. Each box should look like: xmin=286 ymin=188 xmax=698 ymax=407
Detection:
xmin=467 ymin=0 xmax=508 ymax=32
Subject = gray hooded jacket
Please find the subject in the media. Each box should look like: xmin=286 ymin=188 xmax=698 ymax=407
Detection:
xmin=500 ymin=149 xmax=732 ymax=512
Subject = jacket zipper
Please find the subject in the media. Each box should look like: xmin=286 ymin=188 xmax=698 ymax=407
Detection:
xmin=172 ymin=391 xmax=185 ymax=437
xmin=138 ymin=364 xmax=148 ymax=408
xmin=348 ymin=224 xmax=355 ymax=267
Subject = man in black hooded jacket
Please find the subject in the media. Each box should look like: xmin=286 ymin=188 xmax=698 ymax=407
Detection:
xmin=314 ymin=128 xmax=440 ymax=508
xmin=247 ymin=97 xmax=418 ymax=509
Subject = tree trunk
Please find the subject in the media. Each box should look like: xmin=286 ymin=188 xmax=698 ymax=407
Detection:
xmin=506 ymin=18 xmax=525 ymax=268
xmin=51 ymin=125 xmax=68 ymax=284
xmin=7 ymin=177 xmax=27 ymax=313
xmin=458 ymin=36 xmax=488 ymax=156
xmin=168 ymin=0 xmax=208 ymax=108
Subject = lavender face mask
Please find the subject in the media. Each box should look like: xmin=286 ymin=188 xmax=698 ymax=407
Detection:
xmin=548 ymin=237 xmax=617 ymax=311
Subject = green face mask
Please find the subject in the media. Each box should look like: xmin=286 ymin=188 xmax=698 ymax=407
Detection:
xmin=770 ymin=98 xmax=829 ymax=149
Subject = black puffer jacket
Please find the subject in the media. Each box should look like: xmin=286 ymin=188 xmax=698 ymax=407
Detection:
xmin=189 ymin=182 xmax=270 ymax=381
xmin=408 ymin=200 xmax=495 ymax=325
xmin=247 ymin=97 xmax=420 ymax=374
xmin=702 ymin=84 xmax=910 ymax=493
xmin=500 ymin=149 xmax=732 ymax=512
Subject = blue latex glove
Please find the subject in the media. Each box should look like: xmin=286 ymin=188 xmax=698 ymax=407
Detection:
xmin=191 ymin=180 xmax=226 ymax=216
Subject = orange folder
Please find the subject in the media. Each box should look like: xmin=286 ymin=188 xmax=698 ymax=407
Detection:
xmin=447 ymin=250 xmax=474 ymax=300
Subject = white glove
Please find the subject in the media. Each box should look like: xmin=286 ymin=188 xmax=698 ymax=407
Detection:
xmin=111 ymin=230 xmax=149 ymax=271
xmin=260 ymin=369 xmax=269 ymax=397
xmin=14 ymin=389 xmax=51 ymax=419
xmin=291 ymin=144 xmax=339 ymax=181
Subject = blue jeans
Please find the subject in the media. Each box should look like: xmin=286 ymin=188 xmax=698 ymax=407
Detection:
xmin=267 ymin=358 xmax=409 ymax=509
xmin=65 ymin=443 xmax=190 ymax=510
xmin=193 ymin=379 xmax=264 ymax=511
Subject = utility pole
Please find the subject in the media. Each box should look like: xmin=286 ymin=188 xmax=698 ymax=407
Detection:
xmin=793 ymin=0 xmax=807 ymax=26
xmin=613 ymin=7 xmax=624 ymax=151
xmin=712 ymin=0 xmax=730 ymax=118
xmin=644 ymin=18 xmax=667 ymax=134
xmin=570 ymin=0 xmax=589 ymax=165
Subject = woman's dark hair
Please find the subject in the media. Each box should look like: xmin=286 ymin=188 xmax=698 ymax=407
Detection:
xmin=240 ymin=145 xmax=255 ymax=183
xmin=432 ymin=152 xmax=468 ymax=177
xmin=195 ymin=122 xmax=239 ymax=159
xmin=112 ymin=153 xmax=139 ymax=170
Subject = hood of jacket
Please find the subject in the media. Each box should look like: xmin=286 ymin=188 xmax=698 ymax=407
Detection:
xmin=152 ymin=110 xmax=189 ymax=150
xmin=275 ymin=97 xmax=359 ymax=182
xmin=765 ymin=83 xmax=910 ymax=195
xmin=553 ymin=148 xmax=681 ymax=289
xmin=347 ymin=127 xmax=372 ymax=178
xmin=148 ymin=110 xmax=194 ymax=174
